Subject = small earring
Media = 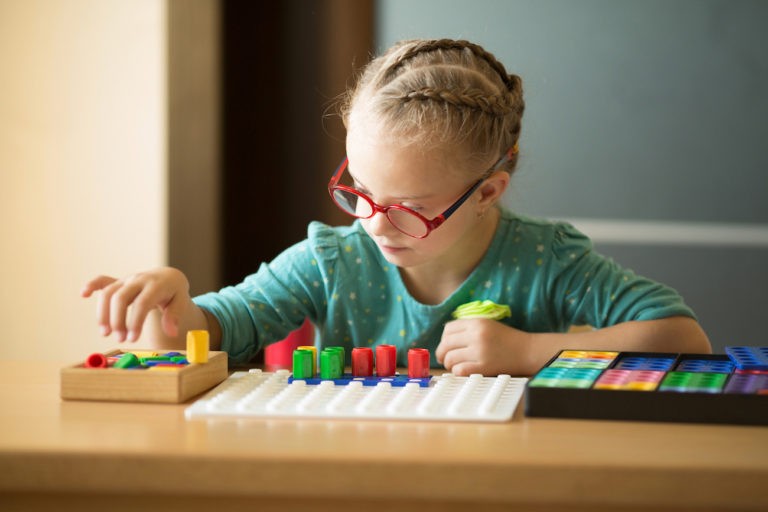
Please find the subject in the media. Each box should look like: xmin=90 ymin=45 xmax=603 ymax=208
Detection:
xmin=477 ymin=209 xmax=486 ymax=219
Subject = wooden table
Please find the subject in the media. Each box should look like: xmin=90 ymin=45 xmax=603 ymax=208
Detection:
xmin=1 ymin=360 xmax=766 ymax=511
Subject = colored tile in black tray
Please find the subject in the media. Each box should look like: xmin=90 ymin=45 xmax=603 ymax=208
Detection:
xmin=612 ymin=353 xmax=676 ymax=371
xmin=725 ymin=346 xmax=768 ymax=371
xmin=674 ymin=354 xmax=736 ymax=373
xmin=724 ymin=370 xmax=768 ymax=394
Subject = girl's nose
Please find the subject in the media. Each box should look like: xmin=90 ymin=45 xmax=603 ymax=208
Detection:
xmin=366 ymin=211 xmax=396 ymax=237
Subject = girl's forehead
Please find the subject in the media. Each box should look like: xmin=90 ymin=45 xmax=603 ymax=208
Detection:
xmin=346 ymin=137 xmax=465 ymax=199
xmin=347 ymin=118 xmax=464 ymax=170
xmin=344 ymin=110 xmax=475 ymax=198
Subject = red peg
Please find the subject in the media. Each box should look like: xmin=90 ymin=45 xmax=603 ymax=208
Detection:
xmin=408 ymin=348 xmax=430 ymax=378
xmin=375 ymin=344 xmax=396 ymax=377
xmin=84 ymin=352 xmax=108 ymax=368
xmin=352 ymin=347 xmax=374 ymax=377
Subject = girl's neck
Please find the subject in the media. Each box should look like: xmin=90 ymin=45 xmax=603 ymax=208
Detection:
xmin=399 ymin=207 xmax=500 ymax=305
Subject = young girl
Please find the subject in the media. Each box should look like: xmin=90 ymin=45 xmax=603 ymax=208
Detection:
xmin=82 ymin=39 xmax=710 ymax=375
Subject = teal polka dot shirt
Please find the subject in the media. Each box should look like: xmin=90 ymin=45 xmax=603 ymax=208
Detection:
xmin=193 ymin=209 xmax=695 ymax=365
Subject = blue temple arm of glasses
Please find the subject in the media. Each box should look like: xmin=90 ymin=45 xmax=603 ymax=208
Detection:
xmin=437 ymin=178 xmax=486 ymax=223
xmin=431 ymin=148 xmax=512 ymax=226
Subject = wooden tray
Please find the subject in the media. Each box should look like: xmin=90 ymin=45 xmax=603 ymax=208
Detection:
xmin=61 ymin=349 xmax=228 ymax=403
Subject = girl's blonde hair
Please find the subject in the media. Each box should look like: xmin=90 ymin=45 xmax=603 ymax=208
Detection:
xmin=340 ymin=39 xmax=525 ymax=176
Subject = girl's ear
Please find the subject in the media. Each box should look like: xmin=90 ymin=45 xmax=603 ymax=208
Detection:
xmin=477 ymin=171 xmax=510 ymax=208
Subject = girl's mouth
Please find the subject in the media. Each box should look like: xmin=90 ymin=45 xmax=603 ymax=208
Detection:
xmin=378 ymin=242 xmax=407 ymax=254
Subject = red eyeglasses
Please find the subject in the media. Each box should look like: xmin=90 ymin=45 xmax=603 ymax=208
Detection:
xmin=328 ymin=148 xmax=514 ymax=239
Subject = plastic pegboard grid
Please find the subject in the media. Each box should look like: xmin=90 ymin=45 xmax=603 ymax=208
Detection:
xmin=185 ymin=369 xmax=528 ymax=423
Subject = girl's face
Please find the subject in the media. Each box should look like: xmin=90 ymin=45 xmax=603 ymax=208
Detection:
xmin=345 ymin=118 xmax=496 ymax=271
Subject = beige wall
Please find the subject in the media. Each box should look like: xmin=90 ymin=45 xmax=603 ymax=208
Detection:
xmin=0 ymin=0 xmax=167 ymax=361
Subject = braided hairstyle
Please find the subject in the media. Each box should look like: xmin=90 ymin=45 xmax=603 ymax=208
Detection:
xmin=340 ymin=39 xmax=525 ymax=177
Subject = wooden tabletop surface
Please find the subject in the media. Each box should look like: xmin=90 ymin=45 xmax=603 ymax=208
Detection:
xmin=1 ymin=359 xmax=767 ymax=512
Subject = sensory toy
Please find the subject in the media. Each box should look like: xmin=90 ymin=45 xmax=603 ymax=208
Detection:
xmin=185 ymin=369 xmax=528 ymax=423
xmin=452 ymin=300 xmax=511 ymax=320
xmin=61 ymin=339 xmax=227 ymax=403
xmin=525 ymin=348 xmax=768 ymax=425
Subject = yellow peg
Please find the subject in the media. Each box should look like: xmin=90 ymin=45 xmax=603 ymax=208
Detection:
xmin=186 ymin=330 xmax=210 ymax=364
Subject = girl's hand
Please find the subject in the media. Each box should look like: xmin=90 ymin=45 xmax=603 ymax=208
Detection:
xmin=81 ymin=267 xmax=193 ymax=342
xmin=435 ymin=318 xmax=533 ymax=376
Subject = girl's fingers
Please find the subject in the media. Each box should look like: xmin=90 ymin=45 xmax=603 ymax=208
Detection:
xmin=449 ymin=360 xmax=483 ymax=377
xmin=440 ymin=345 xmax=475 ymax=372
xmin=435 ymin=322 xmax=470 ymax=363
xmin=81 ymin=275 xmax=118 ymax=297
xmin=86 ymin=268 xmax=192 ymax=342
xmin=125 ymin=288 xmax=152 ymax=342
xmin=126 ymin=284 xmax=174 ymax=341
xmin=109 ymin=281 xmax=146 ymax=342
xmin=95 ymin=279 xmax=124 ymax=336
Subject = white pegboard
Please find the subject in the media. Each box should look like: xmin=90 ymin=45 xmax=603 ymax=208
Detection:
xmin=185 ymin=370 xmax=528 ymax=423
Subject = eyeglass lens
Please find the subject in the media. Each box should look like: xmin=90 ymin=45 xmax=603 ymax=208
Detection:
xmin=332 ymin=189 xmax=428 ymax=237
xmin=332 ymin=189 xmax=372 ymax=217
xmin=387 ymin=209 xmax=429 ymax=237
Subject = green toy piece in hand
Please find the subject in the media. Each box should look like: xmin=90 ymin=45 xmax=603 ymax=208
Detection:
xmin=452 ymin=300 xmax=511 ymax=320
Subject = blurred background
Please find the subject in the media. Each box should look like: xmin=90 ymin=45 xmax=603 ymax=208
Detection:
xmin=1 ymin=0 xmax=765 ymax=362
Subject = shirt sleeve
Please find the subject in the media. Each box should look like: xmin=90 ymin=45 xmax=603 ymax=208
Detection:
xmin=545 ymin=222 xmax=696 ymax=329
xmin=192 ymin=222 xmax=336 ymax=364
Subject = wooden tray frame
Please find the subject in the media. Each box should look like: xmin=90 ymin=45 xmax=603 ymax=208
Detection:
xmin=61 ymin=349 xmax=228 ymax=403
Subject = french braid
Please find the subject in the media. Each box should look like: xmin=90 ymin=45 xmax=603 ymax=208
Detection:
xmin=379 ymin=39 xmax=519 ymax=93
xmin=401 ymin=87 xmax=512 ymax=117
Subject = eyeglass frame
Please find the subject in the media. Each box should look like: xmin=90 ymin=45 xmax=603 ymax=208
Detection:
xmin=327 ymin=147 xmax=516 ymax=239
